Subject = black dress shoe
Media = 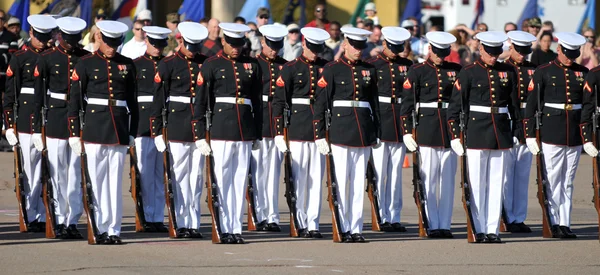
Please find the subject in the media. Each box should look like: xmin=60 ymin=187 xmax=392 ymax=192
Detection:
xmin=441 ymin=229 xmax=454 ymax=238
xmin=143 ymin=223 xmax=158 ymax=232
xmin=56 ymin=224 xmax=68 ymax=239
xmin=154 ymin=223 xmax=169 ymax=233
xmin=559 ymin=226 xmax=577 ymax=239
xmin=66 ymin=225 xmax=83 ymax=239
xmin=298 ymin=228 xmax=311 ymax=238
xmin=27 ymin=220 xmax=39 ymax=233
xmin=255 ymin=220 xmax=268 ymax=231
xmin=189 ymin=228 xmax=203 ymax=238
xmin=391 ymin=223 xmax=407 ymax=232
xmin=309 ymin=230 xmax=323 ymax=238
xmin=475 ymin=233 xmax=486 ymax=243
xmin=109 ymin=235 xmax=123 ymax=244
xmin=551 ymin=225 xmax=565 ymax=238
xmin=428 ymin=229 xmax=442 ymax=238
xmin=176 ymin=228 xmax=190 ymax=238
xmin=266 ymin=223 xmax=281 ymax=232
xmin=380 ymin=222 xmax=394 ymax=232
xmin=97 ymin=232 xmax=112 ymax=244
xmin=220 ymin=233 xmax=236 ymax=244
xmin=506 ymin=222 xmax=520 ymax=233
xmin=233 ymin=234 xmax=245 ymax=244
xmin=516 ymin=222 xmax=532 ymax=233
xmin=341 ymin=232 xmax=354 ymax=243
xmin=485 ymin=234 xmax=502 ymax=243
xmin=37 ymin=222 xmax=46 ymax=233
xmin=351 ymin=233 xmax=367 ymax=243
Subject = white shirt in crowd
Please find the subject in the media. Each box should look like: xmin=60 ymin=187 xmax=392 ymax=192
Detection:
xmin=120 ymin=39 xmax=147 ymax=60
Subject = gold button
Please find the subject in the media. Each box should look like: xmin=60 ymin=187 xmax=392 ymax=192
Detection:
xmin=354 ymin=78 xmax=359 ymax=81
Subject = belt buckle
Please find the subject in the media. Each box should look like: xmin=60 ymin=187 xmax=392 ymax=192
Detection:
xmin=490 ymin=107 xmax=499 ymax=114
xmin=565 ymin=104 xmax=573 ymax=110
xmin=391 ymin=98 xmax=397 ymax=104
xmin=351 ymin=101 xmax=359 ymax=107
xmin=108 ymin=99 xmax=117 ymax=106
xmin=236 ymin=98 xmax=245 ymax=104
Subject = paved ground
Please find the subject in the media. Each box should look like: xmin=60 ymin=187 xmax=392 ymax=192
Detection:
xmin=0 ymin=151 xmax=599 ymax=274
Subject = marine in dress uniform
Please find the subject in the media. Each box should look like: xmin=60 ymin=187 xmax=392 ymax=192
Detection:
xmin=447 ymin=31 xmax=521 ymax=243
xmin=31 ymin=17 xmax=88 ymax=239
xmin=3 ymin=15 xmax=56 ymax=232
xmin=581 ymin=64 xmax=600 ymax=167
xmin=0 ymin=17 xmax=19 ymax=101
xmin=366 ymin=26 xmax=412 ymax=233
xmin=502 ymin=31 xmax=537 ymax=233
xmin=314 ymin=27 xmax=379 ymax=243
xmin=250 ymin=24 xmax=288 ymax=232
xmin=67 ymin=20 xmax=138 ymax=244
xmin=272 ymin=27 xmax=330 ymax=238
xmin=193 ymin=23 xmax=263 ymax=244
xmin=132 ymin=26 xmax=172 ymax=233
xmin=525 ymin=32 xmax=588 ymax=239
xmin=401 ymin=31 xmax=461 ymax=238
xmin=151 ymin=22 xmax=208 ymax=238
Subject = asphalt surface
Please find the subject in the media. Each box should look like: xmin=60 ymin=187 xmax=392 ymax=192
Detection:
xmin=0 ymin=151 xmax=599 ymax=274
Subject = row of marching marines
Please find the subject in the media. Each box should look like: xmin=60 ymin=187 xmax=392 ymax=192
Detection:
xmin=4 ymin=14 xmax=600 ymax=245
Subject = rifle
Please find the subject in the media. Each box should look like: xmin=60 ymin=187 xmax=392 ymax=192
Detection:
xmin=411 ymin=83 xmax=428 ymax=237
xmin=282 ymin=95 xmax=299 ymax=237
xmin=41 ymin=77 xmax=57 ymax=238
xmin=204 ymin=88 xmax=222 ymax=243
xmin=161 ymin=83 xmax=178 ymax=238
xmin=246 ymin=165 xmax=258 ymax=231
xmin=592 ymin=84 xmax=600 ymax=242
xmin=129 ymin=145 xmax=146 ymax=232
xmin=499 ymin=208 xmax=509 ymax=232
xmin=325 ymin=100 xmax=343 ymax=242
xmin=365 ymin=160 xmax=381 ymax=231
xmin=12 ymin=78 xmax=28 ymax=232
xmin=534 ymin=84 xmax=553 ymax=238
xmin=78 ymin=80 xmax=99 ymax=244
xmin=459 ymin=99 xmax=477 ymax=243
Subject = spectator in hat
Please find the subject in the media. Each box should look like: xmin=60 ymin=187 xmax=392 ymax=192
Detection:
xmin=200 ymin=18 xmax=223 ymax=56
xmin=82 ymin=8 xmax=107 ymax=46
xmin=527 ymin=17 xmax=541 ymax=37
xmin=364 ymin=2 xmax=379 ymax=25
xmin=248 ymin=7 xmax=271 ymax=57
xmin=120 ymin=20 xmax=147 ymax=59
xmin=163 ymin=12 xmax=180 ymax=56
xmin=6 ymin=17 xmax=28 ymax=48
xmin=325 ymin=21 xmax=341 ymax=51
xmin=123 ymin=9 xmax=152 ymax=44
xmin=402 ymin=18 xmax=428 ymax=62
xmin=281 ymin=23 xmax=302 ymax=61
xmin=304 ymin=2 xmax=331 ymax=31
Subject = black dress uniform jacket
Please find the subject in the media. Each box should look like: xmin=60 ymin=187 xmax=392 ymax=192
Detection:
xmin=257 ymin=52 xmax=287 ymax=138
xmin=581 ymin=66 xmax=600 ymax=143
xmin=67 ymin=50 xmax=138 ymax=145
xmin=192 ymin=51 xmax=263 ymax=141
xmin=524 ymin=59 xmax=588 ymax=146
xmin=149 ymin=50 xmax=206 ymax=142
xmin=272 ymin=55 xmax=329 ymax=141
xmin=134 ymin=53 xmax=162 ymax=137
xmin=0 ymin=30 xmax=19 ymax=95
xmin=32 ymin=45 xmax=89 ymax=139
xmin=366 ymin=53 xmax=413 ymax=143
xmin=400 ymin=59 xmax=462 ymax=148
xmin=3 ymin=44 xmax=46 ymax=133
xmin=505 ymin=57 xmax=536 ymax=144
xmin=313 ymin=55 xmax=380 ymax=147
xmin=447 ymin=59 xmax=521 ymax=150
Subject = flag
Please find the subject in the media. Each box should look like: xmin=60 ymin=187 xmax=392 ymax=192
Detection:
xmin=238 ymin=0 xmax=272 ymax=24
xmin=40 ymin=0 xmax=93 ymax=29
xmin=179 ymin=0 xmax=205 ymax=22
xmin=471 ymin=0 xmax=484 ymax=30
xmin=281 ymin=0 xmax=306 ymax=26
xmin=8 ymin=0 xmax=30 ymax=32
xmin=401 ymin=0 xmax=422 ymax=22
xmin=111 ymin=0 xmax=141 ymax=29
xmin=577 ymin=0 xmax=595 ymax=33
xmin=349 ymin=0 xmax=370 ymax=26
xmin=517 ymin=0 xmax=538 ymax=30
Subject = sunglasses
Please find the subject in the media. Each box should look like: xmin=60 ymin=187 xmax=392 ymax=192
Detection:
xmin=289 ymin=30 xmax=299 ymax=34
xmin=259 ymin=15 xmax=269 ymax=19
xmin=316 ymin=8 xmax=326 ymax=12
xmin=585 ymin=36 xmax=595 ymax=39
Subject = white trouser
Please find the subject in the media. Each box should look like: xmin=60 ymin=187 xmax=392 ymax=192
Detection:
xmin=331 ymin=144 xmax=370 ymax=234
xmin=212 ymin=140 xmax=252 ymax=234
xmin=250 ymin=138 xmax=281 ymax=224
xmin=47 ymin=137 xmax=82 ymax=226
xmin=169 ymin=141 xmax=203 ymax=229
xmin=289 ymin=141 xmax=324 ymax=231
xmin=84 ymin=143 xmax=127 ymax=236
xmin=135 ymin=137 xmax=165 ymax=223
xmin=466 ymin=149 xmax=508 ymax=235
xmin=18 ymin=132 xmax=44 ymax=223
xmin=419 ymin=146 xmax=457 ymax=230
xmin=371 ymin=142 xmax=405 ymax=224
xmin=541 ymin=143 xmax=581 ymax=227
xmin=504 ymin=144 xmax=532 ymax=224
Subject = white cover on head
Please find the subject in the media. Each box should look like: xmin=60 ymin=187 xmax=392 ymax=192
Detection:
xmin=143 ymin=26 xmax=171 ymax=40
xmin=301 ymin=27 xmax=330 ymax=44
xmin=475 ymin=31 xmax=508 ymax=47
xmin=555 ymin=32 xmax=586 ymax=50
xmin=56 ymin=17 xmax=87 ymax=34
xmin=426 ymin=31 xmax=457 ymax=49
xmin=219 ymin=22 xmax=251 ymax=38
xmin=27 ymin=14 xmax=57 ymax=34
xmin=341 ymin=26 xmax=372 ymax=41
xmin=507 ymin=30 xmax=536 ymax=46
xmin=96 ymin=20 xmax=128 ymax=38
xmin=381 ymin=27 xmax=411 ymax=45
xmin=259 ymin=24 xmax=288 ymax=42
xmin=178 ymin=22 xmax=208 ymax=44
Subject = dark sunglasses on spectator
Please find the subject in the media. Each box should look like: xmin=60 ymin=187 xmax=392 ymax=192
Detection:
xmin=585 ymin=36 xmax=595 ymax=39
xmin=289 ymin=30 xmax=299 ymax=34
xmin=316 ymin=8 xmax=325 ymax=12
xmin=259 ymin=15 xmax=269 ymax=19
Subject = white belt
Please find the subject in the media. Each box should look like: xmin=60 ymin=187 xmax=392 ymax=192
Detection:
xmin=378 ymin=96 xmax=399 ymax=104
xmin=333 ymin=100 xmax=371 ymax=108
xmin=417 ymin=102 xmax=449 ymax=109
xmin=470 ymin=105 xmax=508 ymax=114
xmin=292 ymin=98 xmax=311 ymax=105
xmin=215 ymin=97 xmax=253 ymax=105
xmin=49 ymin=91 xmax=67 ymax=101
xmin=20 ymin=87 xmax=34 ymax=95
xmin=520 ymin=102 xmax=527 ymax=109
xmin=0 ymin=45 xmax=8 ymax=49
xmin=544 ymin=103 xmax=581 ymax=110
xmin=137 ymin=96 xmax=153 ymax=102
xmin=168 ymin=96 xmax=194 ymax=104
xmin=87 ymin=98 xmax=127 ymax=107
xmin=262 ymin=95 xmax=269 ymax=102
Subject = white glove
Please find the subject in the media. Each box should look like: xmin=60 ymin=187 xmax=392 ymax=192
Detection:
xmin=525 ymin=138 xmax=540 ymax=155
xmin=32 ymin=133 xmax=44 ymax=152
xmin=450 ymin=138 xmax=464 ymax=156
xmin=315 ymin=138 xmax=330 ymax=155
xmin=154 ymin=135 xmax=167 ymax=153
xmin=5 ymin=128 xmax=18 ymax=146
xmin=583 ymin=142 xmax=599 ymax=157
xmin=513 ymin=136 xmax=519 ymax=149
xmin=373 ymin=138 xmax=382 ymax=149
xmin=68 ymin=137 xmax=82 ymax=155
xmin=403 ymin=134 xmax=418 ymax=152
xmin=195 ymin=139 xmax=212 ymax=156
xmin=252 ymin=139 xmax=261 ymax=150
xmin=128 ymin=136 xmax=135 ymax=147
xmin=274 ymin=135 xmax=288 ymax=153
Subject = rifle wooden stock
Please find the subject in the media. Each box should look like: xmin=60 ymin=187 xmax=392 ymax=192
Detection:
xmin=459 ymin=132 xmax=477 ymax=243
xmin=13 ymin=143 xmax=28 ymax=233
xmin=592 ymin=132 xmax=600 ymax=242
xmin=246 ymin=170 xmax=258 ymax=231
xmin=283 ymin=150 xmax=299 ymax=237
xmin=365 ymin=161 xmax=381 ymax=231
xmin=325 ymin=152 xmax=343 ymax=243
xmin=129 ymin=146 xmax=146 ymax=232
xmin=535 ymin=133 xmax=554 ymax=238
xmin=412 ymin=150 xmax=429 ymax=237
xmin=80 ymin=141 xmax=98 ymax=244
xmin=499 ymin=208 xmax=509 ymax=232
xmin=162 ymin=130 xmax=178 ymax=238
xmin=205 ymin=131 xmax=222 ymax=243
xmin=41 ymin=126 xmax=57 ymax=238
